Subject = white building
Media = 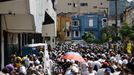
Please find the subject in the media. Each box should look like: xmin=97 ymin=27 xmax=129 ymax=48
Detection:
xmin=42 ymin=0 xmax=57 ymax=49
xmin=0 ymin=0 xmax=56 ymax=69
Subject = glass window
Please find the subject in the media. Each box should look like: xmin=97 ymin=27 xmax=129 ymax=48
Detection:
xmin=89 ymin=19 xmax=93 ymax=27
xmin=68 ymin=3 xmax=72 ymax=5
xmin=93 ymin=6 xmax=97 ymax=8
xmin=73 ymin=3 xmax=78 ymax=7
xmin=102 ymin=18 xmax=107 ymax=27
xmin=66 ymin=31 xmax=70 ymax=37
xmin=73 ymin=20 xmax=79 ymax=26
xmin=80 ymin=3 xmax=88 ymax=6
xmin=74 ymin=31 xmax=80 ymax=37
xmin=100 ymin=3 xmax=103 ymax=5
xmin=66 ymin=21 xmax=70 ymax=30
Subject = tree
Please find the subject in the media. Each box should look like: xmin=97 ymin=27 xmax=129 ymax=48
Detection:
xmin=119 ymin=23 xmax=133 ymax=40
xmin=82 ymin=32 xmax=96 ymax=43
xmin=101 ymin=25 xmax=117 ymax=42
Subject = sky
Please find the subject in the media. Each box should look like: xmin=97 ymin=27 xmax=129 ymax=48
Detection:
xmin=127 ymin=0 xmax=133 ymax=2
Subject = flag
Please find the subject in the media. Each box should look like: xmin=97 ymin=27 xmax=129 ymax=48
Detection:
xmin=127 ymin=41 xmax=132 ymax=54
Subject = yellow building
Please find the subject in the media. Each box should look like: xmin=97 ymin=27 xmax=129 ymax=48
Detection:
xmin=57 ymin=15 xmax=72 ymax=41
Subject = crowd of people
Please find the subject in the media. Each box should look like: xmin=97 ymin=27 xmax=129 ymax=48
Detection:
xmin=1 ymin=50 xmax=46 ymax=75
xmin=50 ymin=41 xmax=134 ymax=75
xmin=1 ymin=41 xmax=134 ymax=75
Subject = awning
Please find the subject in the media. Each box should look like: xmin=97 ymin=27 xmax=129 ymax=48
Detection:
xmin=2 ymin=14 xmax=35 ymax=33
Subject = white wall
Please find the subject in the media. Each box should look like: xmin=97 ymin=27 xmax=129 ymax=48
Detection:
xmin=0 ymin=0 xmax=29 ymax=14
xmin=2 ymin=14 xmax=35 ymax=32
xmin=0 ymin=0 xmax=47 ymax=33
xmin=42 ymin=24 xmax=55 ymax=36
xmin=42 ymin=0 xmax=57 ymax=37
xmin=29 ymin=0 xmax=46 ymax=33
xmin=108 ymin=19 xmax=121 ymax=27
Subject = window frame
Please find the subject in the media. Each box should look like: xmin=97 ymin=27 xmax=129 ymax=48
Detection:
xmin=66 ymin=31 xmax=70 ymax=37
xmin=80 ymin=3 xmax=88 ymax=6
xmin=74 ymin=30 xmax=80 ymax=38
xmin=68 ymin=3 xmax=72 ymax=5
xmin=73 ymin=20 xmax=79 ymax=27
xmin=89 ymin=19 xmax=94 ymax=27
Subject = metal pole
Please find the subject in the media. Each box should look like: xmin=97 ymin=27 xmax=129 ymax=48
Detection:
xmin=115 ymin=0 xmax=118 ymax=36
xmin=0 ymin=14 xmax=1 ymax=70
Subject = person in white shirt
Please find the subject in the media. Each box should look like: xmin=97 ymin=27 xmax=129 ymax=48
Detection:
xmin=19 ymin=65 xmax=27 ymax=75
xmin=96 ymin=62 xmax=109 ymax=75
xmin=88 ymin=62 xmax=97 ymax=75
xmin=80 ymin=62 xmax=89 ymax=75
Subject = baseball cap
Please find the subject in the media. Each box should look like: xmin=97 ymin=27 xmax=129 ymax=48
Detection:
xmin=105 ymin=68 xmax=111 ymax=73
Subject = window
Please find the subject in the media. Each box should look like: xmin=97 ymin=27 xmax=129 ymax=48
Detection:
xmin=102 ymin=18 xmax=107 ymax=27
xmin=68 ymin=3 xmax=72 ymax=5
xmin=80 ymin=3 xmax=88 ymax=6
xmin=65 ymin=21 xmax=70 ymax=30
xmin=89 ymin=19 xmax=93 ymax=27
xmin=93 ymin=6 xmax=97 ymax=8
xmin=66 ymin=31 xmax=70 ymax=37
xmin=100 ymin=3 xmax=103 ymax=5
xmin=73 ymin=3 xmax=78 ymax=7
xmin=73 ymin=20 xmax=79 ymax=26
xmin=74 ymin=31 xmax=80 ymax=37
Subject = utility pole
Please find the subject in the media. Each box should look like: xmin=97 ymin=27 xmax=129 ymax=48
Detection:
xmin=115 ymin=0 xmax=118 ymax=38
xmin=115 ymin=0 xmax=117 ymax=27
xmin=0 ymin=14 xmax=1 ymax=70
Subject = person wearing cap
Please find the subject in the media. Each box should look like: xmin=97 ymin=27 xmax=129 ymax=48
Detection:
xmin=104 ymin=68 xmax=113 ymax=75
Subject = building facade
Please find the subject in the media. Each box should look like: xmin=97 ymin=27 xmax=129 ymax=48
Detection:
xmin=42 ymin=0 xmax=57 ymax=49
xmin=57 ymin=15 xmax=72 ymax=41
xmin=123 ymin=7 xmax=134 ymax=26
xmin=108 ymin=0 xmax=128 ymax=26
xmin=0 ymin=0 xmax=55 ymax=69
xmin=72 ymin=14 xmax=105 ymax=40
xmin=56 ymin=0 xmax=108 ymax=15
